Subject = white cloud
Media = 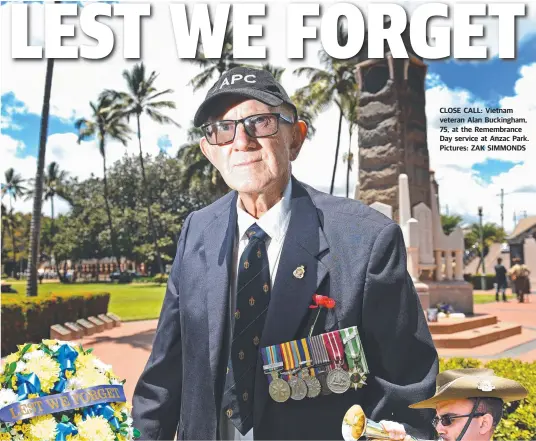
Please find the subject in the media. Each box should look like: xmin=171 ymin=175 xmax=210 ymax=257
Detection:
xmin=427 ymin=63 xmax=536 ymax=232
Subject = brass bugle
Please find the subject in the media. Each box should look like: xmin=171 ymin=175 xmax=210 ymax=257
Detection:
xmin=342 ymin=405 xmax=433 ymax=441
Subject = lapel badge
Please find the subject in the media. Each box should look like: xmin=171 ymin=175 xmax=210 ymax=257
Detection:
xmin=293 ymin=265 xmax=306 ymax=279
xmin=477 ymin=380 xmax=495 ymax=392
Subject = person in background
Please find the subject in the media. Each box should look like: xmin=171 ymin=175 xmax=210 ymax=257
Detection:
xmin=494 ymin=257 xmax=507 ymax=302
xmin=508 ymin=257 xmax=530 ymax=303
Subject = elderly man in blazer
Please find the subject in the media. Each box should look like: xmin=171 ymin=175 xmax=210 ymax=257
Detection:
xmin=132 ymin=67 xmax=439 ymax=440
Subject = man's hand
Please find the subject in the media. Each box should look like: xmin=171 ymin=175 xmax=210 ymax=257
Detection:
xmin=379 ymin=420 xmax=412 ymax=441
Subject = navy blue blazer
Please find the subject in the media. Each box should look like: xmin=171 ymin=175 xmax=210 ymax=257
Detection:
xmin=132 ymin=177 xmax=438 ymax=440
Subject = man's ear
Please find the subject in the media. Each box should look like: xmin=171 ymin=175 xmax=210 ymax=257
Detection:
xmin=479 ymin=414 xmax=494 ymax=435
xmin=200 ymin=137 xmax=212 ymax=161
xmin=289 ymin=120 xmax=307 ymax=161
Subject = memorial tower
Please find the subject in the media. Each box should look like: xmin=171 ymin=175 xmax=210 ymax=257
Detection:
xmin=354 ymin=27 xmax=431 ymax=221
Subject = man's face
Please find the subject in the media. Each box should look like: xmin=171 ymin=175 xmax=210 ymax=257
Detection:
xmin=435 ymin=400 xmax=488 ymax=441
xmin=199 ymin=99 xmax=306 ymax=194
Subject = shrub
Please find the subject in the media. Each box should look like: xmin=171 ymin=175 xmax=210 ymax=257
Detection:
xmin=439 ymin=357 xmax=536 ymax=440
xmin=1 ymin=292 xmax=110 ymax=354
xmin=153 ymin=273 xmax=169 ymax=285
xmin=464 ymin=273 xmax=498 ymax=290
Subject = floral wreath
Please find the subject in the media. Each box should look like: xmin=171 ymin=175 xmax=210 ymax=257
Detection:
xmin=0 ymin=340 xmax=139 ymax=441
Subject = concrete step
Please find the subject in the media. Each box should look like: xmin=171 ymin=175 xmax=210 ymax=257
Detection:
xmin=433 ymin=322 xmax=522 ymax=348
xmin=429 ymin=315 xmax=497 ymax=335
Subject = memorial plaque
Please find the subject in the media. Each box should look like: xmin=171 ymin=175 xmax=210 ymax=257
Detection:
xmin=50 ymin=324 xmax=73 ymax=340
xmin=106 ymin=312 xmax=122 ymax=327
xmin=97 ymin=314 xmax=115 ymax=330
xmin=76 ymin=318 xmax=96 ymax=336
xmin=87 ymin=316 xmax=105 ymax=333
xmin=64 ymin=322 xmax=84 ymax=339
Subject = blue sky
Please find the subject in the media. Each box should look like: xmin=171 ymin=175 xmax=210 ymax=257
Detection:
xmin=428 ymin=34 xmax=536 ymax=104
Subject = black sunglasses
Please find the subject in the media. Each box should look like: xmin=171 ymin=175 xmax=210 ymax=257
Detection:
xmin=432 ymin=412 xmax=485 ymax=427
xmin=201 ymin=112 xmax=294 ymax=146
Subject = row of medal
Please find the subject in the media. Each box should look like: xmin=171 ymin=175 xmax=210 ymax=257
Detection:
xmin=261 ymin=327 xmax=369 ymax=403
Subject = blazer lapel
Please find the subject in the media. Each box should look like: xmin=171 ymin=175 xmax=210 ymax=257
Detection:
xmin=203 ymin=193 xmax=238 ymax=387
xmin=254 ymin=178 xmax=332 ymax=428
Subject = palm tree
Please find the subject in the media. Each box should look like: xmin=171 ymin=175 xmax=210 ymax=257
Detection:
xmin=294 ymin=26 xmax=356 ymax=194
xmin=177 ymin=125 xmax=229 ymax=200
xmin=186 ymin=26 xmax=241 ymax=91
xmin=1 ymin=168 xmax=27 ymax=202
xmin=341 ymin=89 xmax=359 ymax=198
xmin=441 ymin=214 xmax=464 ymax=236
xmin=2 ymin=168 xmax=27 ymax=272
xmin=1 ymin=202 xmax=9 ymax=264
xmin=41 ymin=162 xmax=70 ymax=279
xmin=103 ymin=63 xmax=179 ymax=274
xmin=465 ymin=223 xmax=507 ymax=273
xmin=261 ymin=63 xmax=285 ymax=82
xmin=75 ymin=96 xmax=131 ymax=270
xmin=27 ymin=58 xmax=54 ymax=296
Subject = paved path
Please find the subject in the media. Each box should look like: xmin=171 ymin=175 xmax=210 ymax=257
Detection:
xmin=76 ymin=320 xmax=157 ymax=402
xmin=81 ymin=298 xmax=536 ymax=403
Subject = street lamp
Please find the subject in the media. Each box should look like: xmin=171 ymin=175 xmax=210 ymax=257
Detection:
xmin=478 ymin=206 xmax=486 ymax=290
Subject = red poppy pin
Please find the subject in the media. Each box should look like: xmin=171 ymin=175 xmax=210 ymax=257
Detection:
xmin=309 ymin=294 xmax=336 ymax=309
xmin=309 ymin=294 xmax=336 ymax=337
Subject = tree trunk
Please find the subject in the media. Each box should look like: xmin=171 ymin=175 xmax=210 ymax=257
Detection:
xmin=51 ymin=196 xmax=62 ymax=282
xmin=346 ymin=133 xmax=352 ymax=198
xmin=136 ymin=114 xmax=164 ymax=274
xmin=329 ymin=107 xmax=344 ymax=195
xmin=27 ymin=58 xmax=54 ymax=297
xmin=9 ymin=197 xmax=18 ymax=276
xmin=101 ymin=139 xmax=122 ymax=270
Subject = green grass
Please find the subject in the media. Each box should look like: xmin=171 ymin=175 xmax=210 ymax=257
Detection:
xmin=473 ymin=293 xmax=516 ymax=304
xmin=3 ymin=281 xmax=167 ymax=321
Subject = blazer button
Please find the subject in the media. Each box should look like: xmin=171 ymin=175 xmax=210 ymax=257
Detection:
xmin=226 ymin=408 xmax=233 ymax=418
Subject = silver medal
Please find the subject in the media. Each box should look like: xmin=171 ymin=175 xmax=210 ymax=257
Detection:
xmin=304 ymin=375 xmax=322 ymax=398
xmin=327 ymin=367 xmax=351 ymax=394
xmin=288 ymin=376 xmax=308 ymax=400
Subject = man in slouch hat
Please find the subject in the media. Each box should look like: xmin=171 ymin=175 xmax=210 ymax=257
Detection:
xmin=409 ymin=368 xmax=527 ymax=441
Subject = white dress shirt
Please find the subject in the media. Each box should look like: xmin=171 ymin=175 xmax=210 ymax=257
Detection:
xmin=220 ymin=178 xmax=293 ymax=440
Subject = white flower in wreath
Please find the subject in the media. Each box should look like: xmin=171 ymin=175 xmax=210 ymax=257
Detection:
xmin=65 ymin=377 xmax=84 ymax=392
xmin=93 ymin=358 xmax=112 ymax=373
xmin=15 ymin=361 xmax=27 ymax=373
xmin=23 ymin=349 xmax=45 ymax=361
xmin=0 ymin=388 xmax=19 ymax=409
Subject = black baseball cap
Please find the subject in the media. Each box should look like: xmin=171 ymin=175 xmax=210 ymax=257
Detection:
xmin=193 ymin=66 xmax=297 ymax=127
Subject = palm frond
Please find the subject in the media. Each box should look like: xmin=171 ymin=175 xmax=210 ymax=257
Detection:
xmin=145 ymin=108 xmax=180 ymax=127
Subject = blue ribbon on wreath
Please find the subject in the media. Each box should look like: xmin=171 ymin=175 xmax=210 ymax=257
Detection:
xmin=55 ymin=422 xmax=78 ymax=441
xmin=16 ymin=373 xmax=41 ymax=400
xmin=82 ymin=403 xmax=120 ymax=430
xmin=55 ymin=344 xmax=79 ymax=372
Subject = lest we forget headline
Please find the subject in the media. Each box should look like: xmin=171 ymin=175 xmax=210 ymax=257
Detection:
xmin=10 ymin=3 xmax=527 ymax=60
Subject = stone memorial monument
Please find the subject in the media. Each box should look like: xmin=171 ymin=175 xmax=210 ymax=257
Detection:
xmin=353 ymin=29 xmax=473 ymax=314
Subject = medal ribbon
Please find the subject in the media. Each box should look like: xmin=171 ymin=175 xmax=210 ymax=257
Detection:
xmin=261 ymin=345 xmax=283 ymax=383
xmin=342 ymin=327 xmax=369 ymax=374
xmin=311 ymin=334 xmax=331 ymax=374
xmin=322 ymin=331 xmax=343 ymax=369
xmin=340 ymin=327 xmax=359 ymax=372
xmin=300 ymin=338 xmax=315 ymax=376
xmin=280 ymin=342 xmax=295 ymax=381
xmin=290 ymin=340 xmax=302 ymax=368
